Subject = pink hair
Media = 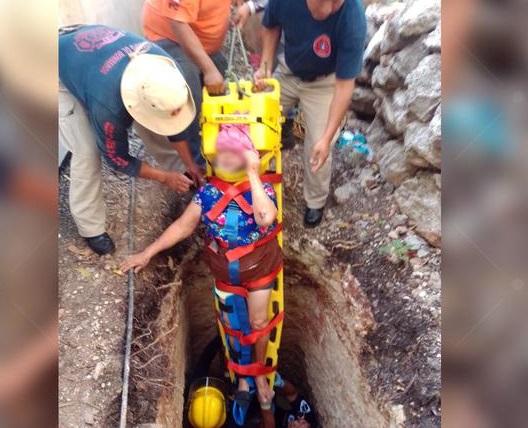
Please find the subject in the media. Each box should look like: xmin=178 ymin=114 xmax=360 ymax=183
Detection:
xmin=215 ymin=123 xmax=258 ymax=155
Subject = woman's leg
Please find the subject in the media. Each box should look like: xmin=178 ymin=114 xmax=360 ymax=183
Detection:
xmin=247 ymin=287 xmax=274 ymax=404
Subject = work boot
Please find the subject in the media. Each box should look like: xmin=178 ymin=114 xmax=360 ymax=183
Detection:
xmin=304 ymin=208 xmax=324 ymax=228
xmin=85 ymin=232 xmax=115 ymax=255
xmin=281 ymin=119 xmax=296 ymax=150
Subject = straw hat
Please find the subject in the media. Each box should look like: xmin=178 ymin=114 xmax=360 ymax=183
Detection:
xmin=121 ymin=53 xmax=195 ymax=136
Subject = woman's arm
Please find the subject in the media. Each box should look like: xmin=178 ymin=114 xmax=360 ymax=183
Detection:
xmin=245 ymin=151 xmax=278 ymax=227
xmin=121 ymin=202 xmax=202 ymax=273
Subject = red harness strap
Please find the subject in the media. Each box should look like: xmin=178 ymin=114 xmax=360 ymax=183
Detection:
xmin=245 ymin=263 xmax=283 ymax=290
xmin=215 ymin=262 xmax=283 ymax=296
xmin=206 ymin=178 xmax=253 ymax=220
xmin=206 ymin=174 xmax=282 ymax=222
xmin=227 ymin=360 xmax=277 ymax=377
xmin=220 ymin=223 xmax=283 ymax=262
xmin=218 ymin=311 xmax=285 ymax=346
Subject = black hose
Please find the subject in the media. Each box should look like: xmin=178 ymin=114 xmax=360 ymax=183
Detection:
xmin=119 ymin=176 xmax=136 ymax=428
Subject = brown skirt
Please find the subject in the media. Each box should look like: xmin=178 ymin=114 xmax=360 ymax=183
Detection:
xmin=203 ymin=238 xmax=283 ymax=286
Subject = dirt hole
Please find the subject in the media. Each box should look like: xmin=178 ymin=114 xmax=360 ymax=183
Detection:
xmin=142 ymin=248 xmax=391 ymax=428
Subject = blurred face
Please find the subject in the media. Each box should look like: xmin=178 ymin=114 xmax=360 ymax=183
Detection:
xmin=215 ymin=150 xmax=246 ymax=172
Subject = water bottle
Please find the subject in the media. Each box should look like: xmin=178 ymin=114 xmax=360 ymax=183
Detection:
xmin=336 ymin=129 xmax=373 ymax=162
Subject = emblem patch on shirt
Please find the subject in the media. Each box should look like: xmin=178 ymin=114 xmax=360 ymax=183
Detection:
xmin=74 ymin=27 xmax=125 ymax=53
xmin=313 ymin=34 xmax=331 ymax=58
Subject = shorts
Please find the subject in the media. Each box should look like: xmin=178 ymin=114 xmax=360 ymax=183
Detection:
xmin=204 ymin=238 xmax=283 ymax=289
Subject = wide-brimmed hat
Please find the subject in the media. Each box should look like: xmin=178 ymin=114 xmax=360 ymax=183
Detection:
xmin=121 ymin=53 xmax=195 ymax=136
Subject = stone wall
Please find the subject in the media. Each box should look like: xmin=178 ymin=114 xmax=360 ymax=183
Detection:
xmin=354 ymin=0 xmax=441 ymax=247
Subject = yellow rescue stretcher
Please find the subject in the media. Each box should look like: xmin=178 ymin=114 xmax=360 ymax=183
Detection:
xmin=200 ymin=79 xmax=284 ymax=419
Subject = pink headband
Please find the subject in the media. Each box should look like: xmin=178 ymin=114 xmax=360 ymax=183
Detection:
xmin=216 ymin=123 xmax=258 ymax=155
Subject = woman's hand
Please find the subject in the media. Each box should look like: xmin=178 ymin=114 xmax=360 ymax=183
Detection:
xmin=244 ymin=150 xmax=260 ymax=175
xmin=121 ymin=251 xmax=152 ymax=274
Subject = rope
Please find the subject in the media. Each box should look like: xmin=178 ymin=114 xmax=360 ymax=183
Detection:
xmin=226 ymin=26 xmax=253 ymax=83
xmin=119 ymin=176 xmax=136 ymax=428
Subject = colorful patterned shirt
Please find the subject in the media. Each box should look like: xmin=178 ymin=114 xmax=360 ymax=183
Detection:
xmin=192 ymin=182 xmax=278 ymax=246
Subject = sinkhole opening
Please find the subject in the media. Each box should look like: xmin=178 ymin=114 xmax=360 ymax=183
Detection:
xmin=152 ymin=253 xmax=389 ymax=428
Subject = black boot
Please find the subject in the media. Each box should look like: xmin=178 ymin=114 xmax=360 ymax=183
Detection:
xmin=85 ymin=232 xmax=115 ymax=255
xmin=281 ymin=119 xmax=296 ymax=150
xmin=304 ymin=208 xmax=324 ymax=228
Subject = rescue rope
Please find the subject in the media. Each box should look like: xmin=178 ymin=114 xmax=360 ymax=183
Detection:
xmin=119 ymin=176 xmax=136 ymax=428
xmin=226 ymin=25 xmax=253 ymax=82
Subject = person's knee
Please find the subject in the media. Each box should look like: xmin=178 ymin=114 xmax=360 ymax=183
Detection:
xmin=250 ymin=314 xmax=269 ymax=331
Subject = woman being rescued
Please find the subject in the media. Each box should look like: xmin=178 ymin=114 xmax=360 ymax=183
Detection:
xmin=121 ymin=122 xmax=282 ymax=414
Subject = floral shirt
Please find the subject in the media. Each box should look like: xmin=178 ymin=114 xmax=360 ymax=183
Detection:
xmin=192 ymin=182 xmax=278 ymax=246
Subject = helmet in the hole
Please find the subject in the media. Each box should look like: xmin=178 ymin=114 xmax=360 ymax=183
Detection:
xmin=188 ymin=377 xmax=227 ymax=428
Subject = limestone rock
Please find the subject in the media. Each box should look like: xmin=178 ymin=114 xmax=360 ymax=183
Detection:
xmin=405 ymin=54 xmax=441 ymax=122
xmin=380 ymin=15 xmax=407 ymax=55
xmin=366 ymin=114 xmax=391 ymax=147
xmin=365 ymin=1 xmax=405 ymax=26
xmin=372 ymin=64 xmax=400 ymax=90
xmin=404 ymin=123 xmax=433 ymax=168
xmin=334 ymin=182 xmax=359 ymax=204
xmin=352 ymin=86 xmax=377 ymax=117
xmin=379 ymin=89 xmax=409 ymax=137
xmin=364 ymin=21 xmax=386 ymax=63
xmin=395 ymin=174 xmax=441 ymax=247
xmin=389 ymin=36 xmax=429 ymax=80
xmin=424 ymin=22 xmax=441 ymax=53
xmin=404 ymin=108 xmax=441 ymax=169
xmin=378 ymin=140 xmax=417 ymax=186
xmin=398 ymin=0 xmax=440 ymax=38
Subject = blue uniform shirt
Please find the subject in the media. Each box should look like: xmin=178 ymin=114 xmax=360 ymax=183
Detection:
xmin=59 ymin=25 xmax=186 ymax=177
xmin=262 ymin=0 xmax=366 ymax=81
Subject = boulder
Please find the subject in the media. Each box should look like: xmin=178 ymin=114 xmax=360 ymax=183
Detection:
xmin=364 ymin=21 xmax=387 ymax=63
xmin=398 ymin=0 xmax=440 ymax=38
xmin=334 ymin=182 xmax=359 ymax=204
xmin=405 ymin=54 xmax=441 ymax=122
xmin=379 ymin=89 xmax=410 ymax=137
xmin=372 ymin=64 xmax=400 ymax=90
xmin=389 ymin=36 xmax=429 ymax=80
xmin=351 ymin=86 xmax=377 ymax=117
xmin=395 ymin=174 xmax=441 ymax=247
xmin=404 ymin=123 xmax=433 ymax=168
xmin=365 ymin=1 xmax=405 ymax=26
xmin=404 ymin=107 xmax=441 ymax=169
xmin=378 ymin=140 xmax=417 ymax=186
xmin=424 ymin=22 xmax=441 ymax=53
xmin=365 ymin=114 xmax=392 ymax=147
xmin=380 ymin=15 xmax=407 ymax=55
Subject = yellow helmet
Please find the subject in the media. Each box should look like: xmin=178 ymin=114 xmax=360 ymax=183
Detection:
xmin=188 ymin=377 xmax=227 ymax=428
